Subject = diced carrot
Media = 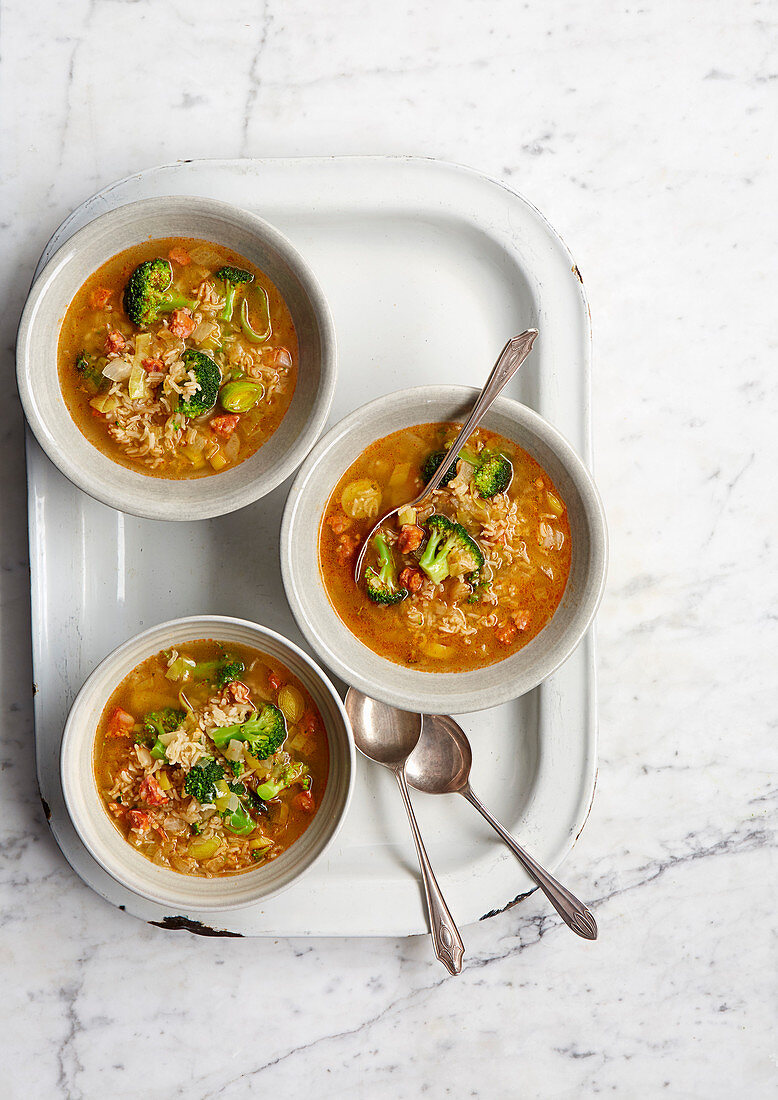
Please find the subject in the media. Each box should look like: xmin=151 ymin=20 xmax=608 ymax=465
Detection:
xmin=168 ymin=246 xmax=191 ymax=266
xmin=299 ymin=711 xmax=318 ymax=736
xmin=513 ymin=610 xmax=531 ymax=632
xmin=325 ymin=513 xmax=351 ymax=536
xmin=335 ymin=534 xmax=360 ymax=560
xmin=397 ymin=524 xmax=424 ymax=553
xmin=210 ymin=414 xmax=240 ymax=439
xmin=128 ymin=809 xmax=150 ymax=833
xmin=268 ymin=672 xmax=284 ymax=692
xmin=293 ymin=791 xmax=315 ymax=813
xmin=169 ymin=308 xmax=195 ymax=338
xmin=227 ymin=681 xmax=251 ymax=705
xmin=90 ymin=287 xmax=112 ymax=309
xmin=399 ymin=566 xmax=424 ymax=593
xmin=138 ymin=776 xmax=168 ymax=806
xmin=104 ymin=330 xmax=125 ymax=355
xmin=107 ymin=706 xmax=135 ymax=738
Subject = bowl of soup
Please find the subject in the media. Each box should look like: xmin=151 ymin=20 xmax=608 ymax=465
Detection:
xmin=17 ymin=196 xmax=336 ymax=519
xmin=61 ymin=616 xmax=355 ymax=910
xmin=281 ymin=386 xmax=607 ymax=714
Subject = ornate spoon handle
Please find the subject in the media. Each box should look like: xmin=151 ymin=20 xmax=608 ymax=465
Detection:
xmin=422 ymin=329 xmax=538 ymax=495
xmin=355 ymin=329 xmax=538 ymax=581
xmin=395 ymin=767 xmax=465 ymax=974
xmin=461 ymin=785 xmax=597 ymax=940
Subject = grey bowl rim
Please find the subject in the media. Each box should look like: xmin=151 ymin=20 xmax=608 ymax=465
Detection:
xmin=280 ymin=384 xmax=609 ymax=714
xmin=59 ymin=614 xmax=356 ymax=911
xmin=15 ymin=194 xmax=337 ymax=521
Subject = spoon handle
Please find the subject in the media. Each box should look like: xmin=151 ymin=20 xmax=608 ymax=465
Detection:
xmin=422 ymin=329 xmax=538 ymax=495
xmin=395 ymin=767 xmax=465 ymax=974
xmin=461 ymin=786 xmax=597 ymax=940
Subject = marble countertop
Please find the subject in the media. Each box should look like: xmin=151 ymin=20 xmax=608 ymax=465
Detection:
xmin=1 ymin=1 xmax=775 ymax=1096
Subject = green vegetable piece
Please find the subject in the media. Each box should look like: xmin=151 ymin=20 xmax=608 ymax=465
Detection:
xmin=423 ymin=447 xmax=512 ymax=498
xmin=179 ymin=350 xmax=222 ymax=417
xmin=239 ymin=289 xmax=271 ymax=344
xmin=75 ymin=350 xmax=106 ymax=393
xmin=365 ymin=534 xmax=408 ymax=606
xmin=418 ymin=514 xmax=484 ymax=586
xmin=222 ymin=802 xmax=255 ymax=836
xmin=216 ymin=266 xmax=254 ymax=322
xmin=256 ymin=760 xmax=308 ymax=801
xmin=210 ymin=704 xmax=287 ymax=759
xmin=184 ymin=758 xmax=225 ymax=804
xmin=421 ymin=450 xmax=459 ymax=488
xmin=220 ymin=380 xmax=264 ymax=413
xmin=143 ymin=708 xmax=185 ymax=741
xmin=150 ymin=738 xmax=168 ymax=761
xmin=190 ymin=657 xmax=245 ymax=686
xmin=123 ymin=258 xmax=197 ymax=327
xmin=471 ymin=452 xmax=513 ymax=498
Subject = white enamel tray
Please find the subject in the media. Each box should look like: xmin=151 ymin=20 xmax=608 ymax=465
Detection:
xmin=27 ymin=157 xmax=596 ymax=936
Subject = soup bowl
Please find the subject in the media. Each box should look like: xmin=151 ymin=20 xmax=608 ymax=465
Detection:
xmin=17 ymin=196 xmax=336 ymax=520
xmin=61 ymin=616 xmax=355 ymax=911
xmin=281 ymin=386 xmax=608 ymax=714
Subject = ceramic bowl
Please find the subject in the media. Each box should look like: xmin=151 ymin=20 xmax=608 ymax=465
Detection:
xmin=61 ymin=616 xmax=355 ymax=912
xmin=281 ymin=386 xmax=608 ymax=714
xmin=16 ymin=196 xmax=336 ymax=520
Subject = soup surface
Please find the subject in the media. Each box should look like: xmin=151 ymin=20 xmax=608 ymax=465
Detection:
xmin=58 ymin=237 xmax=298 ymax=478
xmin=94 ymin=640 xmax=328 ymax=877
xmin=319 ymin=423 xmax=572 ymax=672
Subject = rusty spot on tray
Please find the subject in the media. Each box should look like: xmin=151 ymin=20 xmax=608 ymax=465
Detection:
xmin=572 ymin=264 xmax=584 ymax=284
xmin=40 ymin=796 xmax=51 ymax=821
xmin=480 ymin=887 xmax=537 ymax=921
xmin=148 ymin=915 xmax=243 ymax=938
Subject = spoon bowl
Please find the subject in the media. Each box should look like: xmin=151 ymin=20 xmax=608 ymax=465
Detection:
xmin=344 ymin=688 xmax=465 ymax=973
xmin=407 ymin=713 xmax=598 ymax=941
xmin=405 ymin=714 xmax=472 ymax=795
xmin=345 ymin=689 xmax=422 ymax=768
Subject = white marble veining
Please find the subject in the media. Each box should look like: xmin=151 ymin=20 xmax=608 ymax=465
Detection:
xmin=0 ymin=1 xmax=775 ymax=1096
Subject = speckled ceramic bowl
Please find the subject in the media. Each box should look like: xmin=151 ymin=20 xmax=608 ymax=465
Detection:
xmin=17 ymin=196 xmax=336 ymax=520
xmin=281 ymin=386 xmax=608 ymax=714
xmin=61 ymin=616 xmax=355 ymax=912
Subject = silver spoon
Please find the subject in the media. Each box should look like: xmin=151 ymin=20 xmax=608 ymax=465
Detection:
xmin=344 ymin=688 xmax=465 ymax=974
xmin=406 ymin=714 xmax=598 ymax=940
xmin=354 ymin=328 xmax=538 ymax=581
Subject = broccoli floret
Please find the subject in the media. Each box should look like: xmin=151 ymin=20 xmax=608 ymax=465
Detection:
xmin=143 ymin=708 xmax=185 ymax=739
xmin=467 ymin=575 xmax=491 ymax=604
xmin=210 ymin=704 xmax=287 ymax=759
xmin=470 ymin=452 xmax=513 ymax=498
xmin=418 ymin=514 xmax=484 ymax=586
xmin=421 ymin=450 xmax=459 ymax=488
xmin=141 ymin=708 xmax=184 ymax=761
xmin=75 ymin=351 xmax=105 ymax=392
xmin=123 ymin=259 xmax=197 ymax=326
xmin=216 ymin=266 xmax=254 ymax=322
xmin=191 ymin=657 xmax=246 ymax=686
xmin=184 ymin=757 xmax=225 ymax=804
xmin=222 ymin=801 xmax=255 ymax=836
xmin=365 ymin=533 xmax=408 ymax=606
xmin=217 ymin=660 xmax=245 ymax=687
xmin=256 ymin=760 xmax=309 ymax=801
xmin=178 ymin=350 xmax=222 ymax=417
xmin=423 ymin=447 xmax=512 ymax=498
